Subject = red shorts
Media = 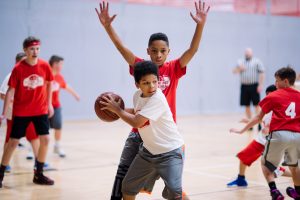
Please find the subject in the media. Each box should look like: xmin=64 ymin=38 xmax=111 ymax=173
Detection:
xmin=237 ymin=140 xmax=265 ymax=166
xmin=6 ymin=119 xmax=39 ymax=143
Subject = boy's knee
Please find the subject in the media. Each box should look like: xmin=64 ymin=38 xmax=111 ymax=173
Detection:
xmin=7 ymin=139 xmax=20 ymax=149
xmin=39 ymin=136 xmax=50 ymax=145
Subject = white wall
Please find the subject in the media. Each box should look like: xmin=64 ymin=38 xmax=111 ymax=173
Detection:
xmin=1 ymin=0 xmax=300 ymax=119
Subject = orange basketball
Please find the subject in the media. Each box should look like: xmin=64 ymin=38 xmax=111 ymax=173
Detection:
xmin=94 ymin=92 xmax=125 ymax=122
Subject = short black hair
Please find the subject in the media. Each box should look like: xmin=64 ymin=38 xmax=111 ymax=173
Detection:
xmin=265 ymin=84 xmax=276 ymax=94
xmin=274 ymin=66 xmax=296 ymax=85
xmin=134 ymin=61 xmax=159 ymax=83
xmin=23 ymin=36 xmax=40 ymax=49
xmin=15 ymin=52 xmax=26 ymax=63
xmin=49 ymin=55 xmax=64 ymax=66
xmin=148 ymin=32 xmax=169 ymax=47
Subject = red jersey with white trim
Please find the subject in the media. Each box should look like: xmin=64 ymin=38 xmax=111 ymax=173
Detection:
xmin=130 ymin=57 xmax=186 ymax=122
xmin=52 ymin=73 xmax=67 ymax=108
xmin=8 ymin=59 xmax=54 ymax=116
xmin=259 ymin=87 xmax=300 ymax=133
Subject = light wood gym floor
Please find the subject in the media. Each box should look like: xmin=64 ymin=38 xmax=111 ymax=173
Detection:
xmin=0 ymin=114 xmax=295 ymax=200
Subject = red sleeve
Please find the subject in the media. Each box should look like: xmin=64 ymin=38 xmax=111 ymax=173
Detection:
xmin=59 ymin=75 xmax=67 ymax=89
xmin=172 ymin=59 xmax=186 ymax=79
xmin=45 ymin=63 xmax=54 ymax=82
xmin=8 ymin=68 xmax=18 ymax=88
xmin=129 ymin=57 xmax=144 ymax=76
xmin=259 ymin=95 xmax=272 ymax=114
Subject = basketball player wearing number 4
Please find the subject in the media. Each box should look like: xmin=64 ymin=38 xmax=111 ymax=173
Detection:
xmin=230 ymin=66 xmax=300 ymax=200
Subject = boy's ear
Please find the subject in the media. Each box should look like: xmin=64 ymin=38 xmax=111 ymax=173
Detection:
xmin=135 ymin=82 xmax=139 ymax=89
xmin=147 ymin=48 xmax=150 ymax=55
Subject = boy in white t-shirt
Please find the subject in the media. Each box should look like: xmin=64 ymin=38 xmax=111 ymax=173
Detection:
xmin=101 ymin=60 xmax=184 ymax=200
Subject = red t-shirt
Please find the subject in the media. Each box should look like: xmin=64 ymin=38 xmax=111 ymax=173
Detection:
xmin=259 ymin=87 xmax=300 ymax=133
xmin=52 ymin=73 xmax=67 ymax=108
xmin=8 ymin=59 xmax=54 ymax=116
xmin=130 ymin=57 xmax=187 ymax=122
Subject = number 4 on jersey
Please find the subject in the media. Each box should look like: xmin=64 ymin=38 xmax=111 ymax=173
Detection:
xmin=285 ymin=102 xmax=296 ymax=119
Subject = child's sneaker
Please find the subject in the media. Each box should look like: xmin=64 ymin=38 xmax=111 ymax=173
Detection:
xmin=270 ymin=189 xmax=284 ymax=200
xmin=227 ymin=177 xmax=248 ymax=187
xmin=33 ymin=173 xmax=54 ymax=185
xmin=286 ymin=187 xmax=300 ymax=200
xmin=5 ymin=165 xmax=11 ymax=173
xmin=54 ymin=145 xmax=66 ymax=158
xmin=26 ymin=150 xmax=34 ymax=160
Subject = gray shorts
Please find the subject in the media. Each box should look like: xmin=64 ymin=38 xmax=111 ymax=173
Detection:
xmin=49 ymin=107 xmax=62 ymax=130
xmin=122 ymin=145 xmax=184 ymax=199
xmin=262 ymin=130 xmax=300 ymax=172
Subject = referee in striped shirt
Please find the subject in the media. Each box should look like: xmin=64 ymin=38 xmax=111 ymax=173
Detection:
xmin=233 ymin=48 xmax=265 ymax=130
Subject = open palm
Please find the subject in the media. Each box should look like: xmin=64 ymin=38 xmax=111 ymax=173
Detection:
xmin=190 ymin=1 xmax=210 ymax=25
xmin=95 ymin=1 xmax=116 ymax=28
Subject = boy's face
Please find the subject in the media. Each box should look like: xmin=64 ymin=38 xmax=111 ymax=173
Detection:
xmin=275 ymin=76 xmax=289 ymax=89
xmin=147 ymin=40 xmax=170 ymax=67
xmin=52 ymin=61 xmax=64 ymax=73
xmin=24 ymin=45 xmax=40 ymax=60
xmin=136 ymin=74 xmax=158 ymax=97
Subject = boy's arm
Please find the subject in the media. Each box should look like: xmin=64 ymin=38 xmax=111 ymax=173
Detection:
xmin=0 ymin=87 xmax=14 ymax=126
xmin=47 ymin=81 xmax=54 ymax=118
xmin=95 ymin=1 xmax=136 ymax=66
xmin=65 ymin=85 xmax=80 ymax=101
xmin=100 ymin=95 xmax=148 ymax=128
xmin=230 ymin=110 xmax=265 ymax=134
xmin=179 ymin=1 xmax=210 ymax=68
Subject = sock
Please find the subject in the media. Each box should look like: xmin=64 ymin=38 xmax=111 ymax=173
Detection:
xmin=0 ymin=165 xmax=6 ymax=175
xmin=268 ymin=181 xmax=277 ymax=190
xmin=295 ymin=185 xmax=300 ymax=195
xmin=35 ymin=160 xmax=44 ymax=174
xmin=55 ymin=141 xmax=60 ymax=147
xmin=238 ymin=174 xmax=245 ymax=179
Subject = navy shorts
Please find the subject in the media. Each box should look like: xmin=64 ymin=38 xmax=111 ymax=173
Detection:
xmin=10 ymin=115 xmax=50 ymax=139
xmin=49 ymin=107 xmax=62 ymax=129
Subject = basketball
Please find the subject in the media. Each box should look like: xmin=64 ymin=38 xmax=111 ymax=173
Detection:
xmin=94 ymin=92 xmax=125 ymax=122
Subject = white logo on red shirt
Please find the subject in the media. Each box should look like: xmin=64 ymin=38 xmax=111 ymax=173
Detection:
xmin=52 ymin=81 xmax=60 ymax=92
xmin=158 ymin=75 xmax=170 ymax=91
xmin=23 ymin=74 xmax=44 ymax=90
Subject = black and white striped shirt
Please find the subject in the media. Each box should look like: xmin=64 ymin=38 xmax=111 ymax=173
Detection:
xmin=237 ymin=57 xmax=264 ymax=85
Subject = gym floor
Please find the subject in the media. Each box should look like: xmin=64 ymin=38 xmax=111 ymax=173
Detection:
xmin=0 ymin=114 xmax=294 ymax=199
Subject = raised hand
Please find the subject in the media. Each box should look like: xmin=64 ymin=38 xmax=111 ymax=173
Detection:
xmin=95 ymin=1 xmax=117 ymax=28
xmin=190 ymin=1 xmax=210 ymax=25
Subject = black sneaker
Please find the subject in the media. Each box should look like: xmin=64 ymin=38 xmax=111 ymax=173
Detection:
xmin=33 ymin=173 xmax=54 ymax=185
xmin=271 ymin=189 xmax=284 ymax=200
xmin=286 ymin=187 xmax=300 ymax=200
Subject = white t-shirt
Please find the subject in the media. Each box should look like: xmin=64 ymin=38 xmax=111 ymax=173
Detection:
xmin=0 ymin=73 xmax=13 ymax=120
xmin=134 ymin=88 xmax=184 ymax=155
xmin=255 ymin=111 xmax=272 ymax=145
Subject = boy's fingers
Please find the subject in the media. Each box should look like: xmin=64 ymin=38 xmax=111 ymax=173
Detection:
xmin=100 ymin=2 xmax=103 ymax=11
xmin=206 ymin=5 xmax=210 ymax=13
xmin=194 ymin=2 xmax=199 ymax=12
xmin=202 ymin=2 xmax=205 ymax=11
xmin=198 ymin=0 xmax=202 ymax=11
xmin=111 ymin=14 xmax=117 ymax=22
xmin=106 ymin=2 xmax=109 ymax=11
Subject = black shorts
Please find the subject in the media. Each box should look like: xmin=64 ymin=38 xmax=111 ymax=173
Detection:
xmin=10 ymin=115 xmax=50 ymax=139
xmin=240 ymin=83 xmax=260 ymax=106
xmin=49 ymin=107 xmax=62 ymax=129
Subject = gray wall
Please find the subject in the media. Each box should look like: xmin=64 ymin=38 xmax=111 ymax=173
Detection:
xmin=1 ymin=0 xmax=300 ymax=119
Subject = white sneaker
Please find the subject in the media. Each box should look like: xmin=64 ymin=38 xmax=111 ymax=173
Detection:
xmin=54 ymin=145 xmax=66 ymax=158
